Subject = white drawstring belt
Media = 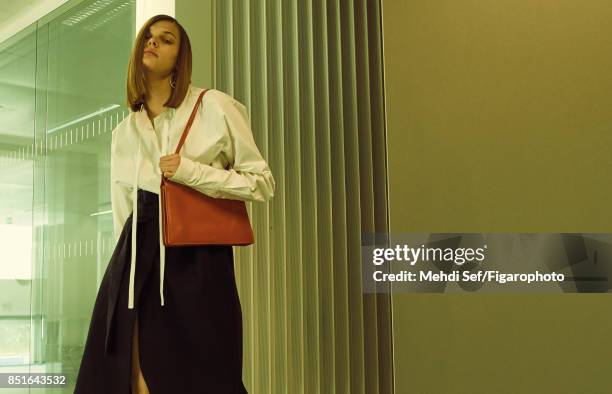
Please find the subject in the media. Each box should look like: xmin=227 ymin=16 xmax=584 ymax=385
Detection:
xmin=128 ymin=138 xmax=166 ymax=309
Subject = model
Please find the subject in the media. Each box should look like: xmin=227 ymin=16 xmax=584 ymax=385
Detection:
xmin=74 ymin=14 xmax=275 ymax=394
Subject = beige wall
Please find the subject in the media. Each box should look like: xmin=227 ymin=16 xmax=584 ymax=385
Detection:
xmin=382 ymin=1 xmax=612 ymax=392
xmin=175 ymin=0 xmax=214 ymax=89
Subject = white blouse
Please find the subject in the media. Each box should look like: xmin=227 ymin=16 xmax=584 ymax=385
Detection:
xmin=110 ymin=85 xmax=275 ymax=309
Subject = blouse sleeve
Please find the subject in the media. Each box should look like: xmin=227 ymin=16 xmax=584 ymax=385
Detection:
xmin=169 ymin=98 xmax=276 ymax=203
xmin=110 ymin=129 xmax=133 ymax=241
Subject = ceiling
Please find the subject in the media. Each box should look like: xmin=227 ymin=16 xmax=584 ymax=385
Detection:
xmin=0 ymin=0 xmax=69 ymax=44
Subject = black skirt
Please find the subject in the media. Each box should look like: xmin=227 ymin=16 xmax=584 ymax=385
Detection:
xmin=74 ymin=189 xmax=248 ymax=393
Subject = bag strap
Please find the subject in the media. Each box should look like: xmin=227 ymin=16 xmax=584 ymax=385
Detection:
xmin=174 ymin=88 xmax=209 ymax=154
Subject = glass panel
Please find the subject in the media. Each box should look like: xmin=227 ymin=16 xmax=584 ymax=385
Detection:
xmin=0 ymin=0 xmax=135 ymax=392
xmin=35 ymin=1 xmax=136 ymax=392
xmin=0 ymin=21 xmax=38 ymax=394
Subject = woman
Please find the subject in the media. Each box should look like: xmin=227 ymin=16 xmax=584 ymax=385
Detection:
xmin=74 ymin=14 xmax=275 ymax=394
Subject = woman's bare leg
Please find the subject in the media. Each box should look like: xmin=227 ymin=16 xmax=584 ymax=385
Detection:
xmin=131 ymin=317 xmax=150 ymax=394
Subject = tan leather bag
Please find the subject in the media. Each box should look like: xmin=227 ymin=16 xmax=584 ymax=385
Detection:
xmin=160 ymin=89 xmax=255 ymax=246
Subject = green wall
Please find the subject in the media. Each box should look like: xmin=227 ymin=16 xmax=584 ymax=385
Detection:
xmin=175 ymin=0 xmax=214 ymax=88
xmin=382 ymin=1 xmax=612 ymax=392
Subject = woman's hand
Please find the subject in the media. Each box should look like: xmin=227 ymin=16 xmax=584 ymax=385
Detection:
xmin=160 ymin=153 xmax=181 ymax=178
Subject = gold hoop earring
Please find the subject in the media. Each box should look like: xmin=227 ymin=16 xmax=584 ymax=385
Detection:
xmin=170 ymin=74 xmax=176 ymax=89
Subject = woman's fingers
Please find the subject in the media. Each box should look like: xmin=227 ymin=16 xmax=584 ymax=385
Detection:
xmin=159 ymin=154 xmax=180 ymax=173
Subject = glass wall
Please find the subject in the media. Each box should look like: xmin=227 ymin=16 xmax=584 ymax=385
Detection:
xmin=0 ymin=22 xmax=37 ymax=394
xmin=0 ymin=0 xmax=135 ymax=392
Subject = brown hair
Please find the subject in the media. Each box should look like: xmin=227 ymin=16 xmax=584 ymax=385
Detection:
xmin=126 ymin=14 xmax=192 ymax=112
